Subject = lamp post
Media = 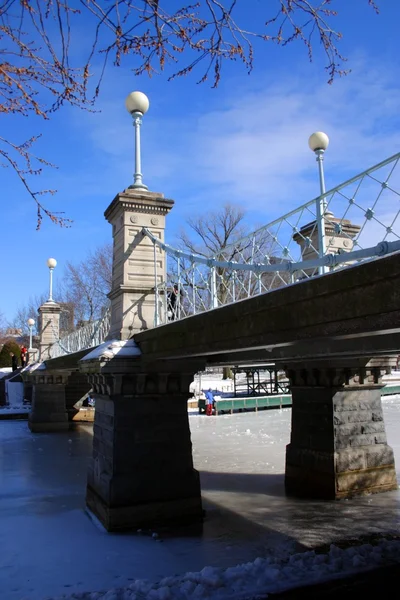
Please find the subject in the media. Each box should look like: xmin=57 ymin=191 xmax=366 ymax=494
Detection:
xmin=125 ymin=91 xmax=150 ymax=190
xmin=47 ymin=257 xmax=57 ymax=301
xmin=308 ymin=131 xmax=329 ymax=275
xmin=27 ymin=318 xmax=35 ymax=350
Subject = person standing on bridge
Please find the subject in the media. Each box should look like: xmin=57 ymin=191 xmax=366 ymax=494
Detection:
xmin=167 ymin=283 xmax=183 ymax=321
xmin=10 ymin=352 xmax=18 ymax=372
xmin=20 ymin=345 xmax=28 ymax=368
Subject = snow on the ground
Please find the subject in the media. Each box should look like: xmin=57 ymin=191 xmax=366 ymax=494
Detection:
xmin=0 ymin=367 xmax=12 ymax=380
xmin=190 ymin=375 xmax=234 ymax=398
xmin=53 ymin=539 xmax=400 ymax=600
xmin=383 ymin=370 xmax=400 ymax=381
xmin=1 ymin=396 xmax=400 ymax=600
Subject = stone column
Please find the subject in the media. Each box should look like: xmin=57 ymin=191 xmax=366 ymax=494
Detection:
xmin=83 ymin=360 xmax=204 ymax=531
xmin=284 ymin=358 xmax=398 ymax=499
xmin=38 ymin=301 xmax=62 ymax=360
xmin=28 ymin=367 xmax=70 ymax=432
xmin=293 ymin=215 xmax=361 ymax=276
xmin=105 ymin=188 xmax=174 ymax=340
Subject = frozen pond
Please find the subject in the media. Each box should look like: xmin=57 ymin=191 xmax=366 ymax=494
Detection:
xmin=0 ymin=397 xmax=399 ymax=599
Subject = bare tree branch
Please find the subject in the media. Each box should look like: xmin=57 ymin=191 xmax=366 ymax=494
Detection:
xmin=1 ymin=1 xmax=379 ymax=226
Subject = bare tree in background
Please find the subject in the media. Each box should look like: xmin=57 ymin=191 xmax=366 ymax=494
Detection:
xmin=1 ymin=1 xmax=379 ymax=227
xmin=8 ymin=243 xmax=112 ymax=333
xmin=174 ymin=204 xmax=284 ymax=308
xmin=8 ymin=294 xmax=46 ymax=335
xmin=0 ymin=310 xmax=7 ymax=341
xmin=59 ymin=243 xmax=112 ymax=324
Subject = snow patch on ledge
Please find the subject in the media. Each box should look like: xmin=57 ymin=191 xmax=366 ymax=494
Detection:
xmin=21 ymin=361 xmax=46 ymax=373
xmin=80 ymin=339 xmax=141 ymax=361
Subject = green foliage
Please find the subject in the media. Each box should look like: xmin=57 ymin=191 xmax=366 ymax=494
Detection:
xmin=0 ymin=340 xmax=22 ymax=368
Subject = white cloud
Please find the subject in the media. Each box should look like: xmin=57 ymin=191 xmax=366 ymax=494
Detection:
xmin=69 ymin=57 xmax=400 ymax=234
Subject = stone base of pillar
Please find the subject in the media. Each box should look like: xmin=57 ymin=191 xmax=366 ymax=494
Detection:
xmin=28 ymin=419 xmax=69 ymax=433
xmin=285 ymin=447 xmax=397 ymax=499
xmin=86 ymin=483 xmax=203 ymax=532
xmin=84 ymin=368 xmax=204 ymax=531
xmin=28 ymin=380 xmax=69 ymax=433
xmin=284 ymin=360 xmax=398 ymax=500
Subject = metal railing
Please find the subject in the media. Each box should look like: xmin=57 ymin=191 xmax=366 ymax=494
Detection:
xmin=144 ymin=152 xmax=400 ymax=325
xmin=45 ymin=150 xmax=400 ymax=353
xmin=49 ymin=308 xmax=111 ymax=359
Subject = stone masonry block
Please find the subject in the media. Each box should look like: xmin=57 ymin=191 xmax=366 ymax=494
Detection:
xmin=365 ymin=445 xmax=395 ymax=468
xmin=335 ymin=449 xmax=366 ymax=472
xmin=333 ymin=401 xmax=360 ymax=412
xmin=334 ymin=424 xmax=363 ymax=437
xmin=348 ymin=434 xmax=380 ymax=447
xmin=361 ymin=422 xmax=386 ymax=434
xmin=346 ymin=411 xmax=373 ymax=423
xmin=374 ymin=433 xmax=388 ymax=444
xmin=336 ymin=466 xmax=397 ymax=493
xmin=372 ymin=412 xmax=384 ymax=422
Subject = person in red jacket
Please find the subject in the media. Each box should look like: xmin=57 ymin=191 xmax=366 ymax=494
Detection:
xmin=20 ymin=345 xmax=28 ymax=367
xmin=205 ymin=389 xmax=215 ymax=416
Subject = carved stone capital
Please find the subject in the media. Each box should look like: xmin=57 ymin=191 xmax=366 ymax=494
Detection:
xmin=86 ymin=370 xmax=195 ymax=398
xmin=283 ymin=357 xmax=397 ymax=389
xmin=29 ymin=369 xmax=71 ymax=386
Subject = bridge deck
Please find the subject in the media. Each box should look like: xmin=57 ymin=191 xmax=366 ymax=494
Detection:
xmin=134 ymin=251 xmax=400 ymax=365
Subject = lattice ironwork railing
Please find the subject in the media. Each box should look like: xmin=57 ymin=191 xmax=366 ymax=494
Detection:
xmin=144 ymin=152 xmax=400 ymax=326
xmin=49 ymin=308 xmax=111 ymax=359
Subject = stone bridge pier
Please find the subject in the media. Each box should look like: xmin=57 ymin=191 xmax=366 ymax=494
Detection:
xmin=80 ymin=349 xmax=205 ymax=531
xmin=283 ymin=357 xmax=398 ymax=499
xmin=26 ymin=356 xmax=92 ymax=432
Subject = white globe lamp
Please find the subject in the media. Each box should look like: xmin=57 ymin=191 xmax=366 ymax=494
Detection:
xmin=308 ymin=132 xmax=330 ymax=275
xmin=125 ymin=91 xmax=150 ymax=115
xmin=47 ymin=257 xmax=57 ymax=301
xmin=308 ymin=131 xmax=329 ymax=152
xmin=27 ymin=318 xmax=35 ymax=350
xmin=125 ymin=91 xmax=149 ymax=190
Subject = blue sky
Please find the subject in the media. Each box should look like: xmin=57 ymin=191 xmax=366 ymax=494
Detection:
xmin=1 ymin=1 xmax=400 ymax=323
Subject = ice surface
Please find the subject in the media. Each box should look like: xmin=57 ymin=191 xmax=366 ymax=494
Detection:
xmin=0 ymin=397 xmax=399 ymax=600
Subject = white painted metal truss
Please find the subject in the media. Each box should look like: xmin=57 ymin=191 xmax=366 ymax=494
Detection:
xmin=50 ymin=151 xmax=400 ymax=354
xmin=145 ymin=152 xmax=400 ymax=326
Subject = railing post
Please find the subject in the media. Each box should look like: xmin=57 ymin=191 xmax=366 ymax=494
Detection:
xmin=211 ymin=266 xmax=218 ymax=309
xmin=248 ymin=236 xmax=256 ymax=295
xmin=153 ymin=242 xmax=159 ymax=327
xmin=315 ymin=149 xmax=328 ymax=275
xmin=177 ymin=258 xmax=182 ymax=320
xmin=192 ymin=264 xmax=196 ymax=315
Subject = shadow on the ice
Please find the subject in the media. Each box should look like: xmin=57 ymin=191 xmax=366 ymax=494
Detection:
xmin=200 ymin=469 xmax=286 ymax=497
xmin=199 ymin=469 xmax=400 ymax=549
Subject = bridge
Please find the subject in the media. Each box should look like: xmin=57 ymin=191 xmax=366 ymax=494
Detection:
xmin=22 ymin=115 xmax=400 ymax=531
